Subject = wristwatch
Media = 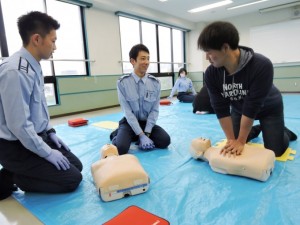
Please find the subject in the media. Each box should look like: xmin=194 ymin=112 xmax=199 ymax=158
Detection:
xmin=46 ymin=128 xmax=56 ymax=135
xmin=145 ymin=132 xmax=151 ymax=137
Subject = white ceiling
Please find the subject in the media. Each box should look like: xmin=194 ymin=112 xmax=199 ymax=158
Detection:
xmin=93 ymin=0 xmax=300 ymax=23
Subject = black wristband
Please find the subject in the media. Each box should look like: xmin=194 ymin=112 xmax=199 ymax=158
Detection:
xmin=145 ymin=132 xmax=150 ymax=137
xmin=46 ymin=128 xmax=56 ymax=135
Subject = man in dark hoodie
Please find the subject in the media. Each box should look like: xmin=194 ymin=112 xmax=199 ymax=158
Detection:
xmin=197 ymin=21 xmax=297 ymax=157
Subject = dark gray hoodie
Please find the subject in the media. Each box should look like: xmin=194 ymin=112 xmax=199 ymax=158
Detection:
xmin=204 ymin=46 xmax=282 ymax=119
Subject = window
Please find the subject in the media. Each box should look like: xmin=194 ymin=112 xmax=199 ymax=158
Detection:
xmin=0 ymin=0 xmax=88 ymax=105
xmin=118 ymin=14 xmax=187 ymax=90
xmin=172 ymin=29 xmax=184 ymax=72
xmin=119 ymin=17 xmax=140 ymax=74
xmin=45 ymin=83 xmax=57 ymax=106
xmin=141 ymin=21 xmax=158 ymax=73
xmin=46 ymin=0 xmax=86 ymax=75
xmin=158 ymin=26 xmax=172 ymax=73
xmin=1 ymin=0 xmax=45 ymax=55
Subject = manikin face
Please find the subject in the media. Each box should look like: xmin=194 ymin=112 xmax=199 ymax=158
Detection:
xmin=37 ymin=30 xmax=57 ymax=60
xmin=130 ymin=50 xmax=150 ymax=77
xmin=205 ymin=46 xmax=227 ymax=68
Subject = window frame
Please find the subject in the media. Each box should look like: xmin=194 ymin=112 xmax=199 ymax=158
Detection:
xmin=0 ymin=0 xmax=90 ymax=106
xmin=117 ymin=11 xmax=188 ymax=89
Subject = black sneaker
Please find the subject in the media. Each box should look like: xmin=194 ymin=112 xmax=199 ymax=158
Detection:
xmin=285 ymin=127 xmax=298 ymax=141
xmin=0 ymin=168 xmax=17 ymax=200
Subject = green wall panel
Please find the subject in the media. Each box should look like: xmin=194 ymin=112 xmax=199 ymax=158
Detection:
xmin=49 ymin=89 xmax=119 ymax=116
xmin=48 ymin=65 xmax=300 ymax=117
xmin=274 ymin=65 xmax=300 ymax=92
xmin=49 ymin=74 xmax=173 ymax=116
xmin=58 ymin=75 xmax=120 ymax=94
xmin=274 ymin=66 xmax=300 ymax=77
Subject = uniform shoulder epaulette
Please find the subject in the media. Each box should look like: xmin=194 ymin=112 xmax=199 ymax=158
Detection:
xmin=0 ymin=62 xmax=8 ymax=68
xmin=118 ymin=74 xmax=131 ymax=81
xmin=18 ymin=57 xmax=30 ymax=73
xmin=148 ymin=74 xmax=159 ymax=81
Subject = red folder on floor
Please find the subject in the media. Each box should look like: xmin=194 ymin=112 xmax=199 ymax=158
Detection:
xmin=103 ymin=205 xmax=170 ymax=225
xmin=68 ymin=118 xmax=88 ymax=127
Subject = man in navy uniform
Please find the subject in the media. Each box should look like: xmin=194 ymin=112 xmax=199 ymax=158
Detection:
xmin=0 ymin=11 xmax=82 ymax=200
xmin=110 ymin=44 xmax=170 ymax=155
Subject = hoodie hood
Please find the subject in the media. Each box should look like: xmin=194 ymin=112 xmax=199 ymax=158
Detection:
xmin=233 ymin=46 xmax=254 ymax=75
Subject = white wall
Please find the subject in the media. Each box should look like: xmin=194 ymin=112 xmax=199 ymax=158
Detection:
xmin=92 ymin=0 xmax=195 ymax=30
xmin=85 ymin=3 xmax=299 ymax=75
xmin=186 ymin=23 xmax=206 ymax=73
xmin=85 ymin=8 xmax=123 ymax=75
xmin=188 ymin=7 xmax=300 ymax=73
xmin=226 ymin=7 xmax=294 ymax=45
xmin=85 ymin=1 xmax=195 ymax=75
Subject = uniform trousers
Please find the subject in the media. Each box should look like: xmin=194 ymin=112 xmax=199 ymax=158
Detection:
xmin=0 ymin=134 xmax=82 ymax=193
xmin=177 ymin=92 xmax=195 ymax=103
xmin=111 ymin=117 xmax=171 ymax=155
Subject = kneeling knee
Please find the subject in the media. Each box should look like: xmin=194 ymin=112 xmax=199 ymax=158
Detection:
xmin=64 ymin=172 xmax=83 ymax=192
xmin=157 ymin=136 xmax=171 ymax=149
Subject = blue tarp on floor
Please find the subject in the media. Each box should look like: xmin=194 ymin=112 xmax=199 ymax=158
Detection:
xmin=13 ymin=94 xmax=300 ymax=225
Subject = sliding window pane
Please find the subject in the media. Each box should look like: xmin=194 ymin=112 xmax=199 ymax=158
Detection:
xmin=158 ymin=26 xmax=171 ymax=72
xmin=158 ymin=77 xmax=173 ymax=91
xmin=46 ymin=0 xmax=86 ymax=75
xmin=1 ymin=0 xmax=44 ymax=55
xmin=122 ymin=62 xmax=133 ymax=74
xmin=45 ymin=83 xmax=56 ymax=106
xmin=172 ymin=29 xmax=184 ymax=72
xmin=141 ymin=21 xmax=157 ymax=73
xmin=40 ymin=60 xmax=53 ymax=76
xmin=119 ymin=17 xmax=140 ymax=73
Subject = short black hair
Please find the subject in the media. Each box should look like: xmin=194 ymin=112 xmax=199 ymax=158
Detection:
xmin=129 ymin=44 xmax=149 ymax=61
xmin=17 ymin=11 xmax=60 ymax=46
xmin=197 ymin=21 xmax=239 ymax=51
xmin=178 ymin=68 xmax=187 ymax=77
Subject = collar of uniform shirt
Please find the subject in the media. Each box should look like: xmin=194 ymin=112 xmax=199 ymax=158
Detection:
xmin=132 ymin=72 xmax=147 ymax=84
xmin=20 ymin=47 xmax=43 ymax=75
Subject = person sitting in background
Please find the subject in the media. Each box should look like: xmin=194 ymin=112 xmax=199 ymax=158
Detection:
xmin=0 ymin=11 xmax=82 ymax=200
xmin=192 ymin=84 xmax=215 ymax=114
xmin=110 ymin=44 xmax=171 ymax=155
xmin=168 ymin=68 xmax=197 ymax=103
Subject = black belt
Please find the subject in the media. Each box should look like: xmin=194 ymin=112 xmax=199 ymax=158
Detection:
xmin=37 ymin=130 xmax=47 ymax=136
xmin=37 ymin=128 xmax=56 ymax=136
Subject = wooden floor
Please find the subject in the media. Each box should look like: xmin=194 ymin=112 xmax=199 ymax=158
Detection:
xmin=0 ymin=107 xmax=121 ymax=225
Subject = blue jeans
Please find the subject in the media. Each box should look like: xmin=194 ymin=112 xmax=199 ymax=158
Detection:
xmin=231 ymin=106 xmax=290 ymax=157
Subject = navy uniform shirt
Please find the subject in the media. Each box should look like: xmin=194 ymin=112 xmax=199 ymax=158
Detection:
xmin=117 ymin=72 xmax=160 ymax=135
xmin=169 ymin=77 xmax=196 ymax=97
xmin=0 ymin=47 xmax=52 ymax=157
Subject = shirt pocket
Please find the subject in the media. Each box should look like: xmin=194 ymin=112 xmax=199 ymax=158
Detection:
xmin=126 ymin=93 xmax=139 ymax=112
xmin=144 ymin=90 xmax=156 ymax=111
